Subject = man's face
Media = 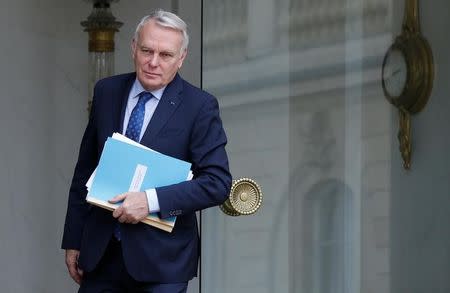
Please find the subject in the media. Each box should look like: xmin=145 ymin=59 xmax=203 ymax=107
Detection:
xmin=132 ymin=20 xmax=187 ymax=91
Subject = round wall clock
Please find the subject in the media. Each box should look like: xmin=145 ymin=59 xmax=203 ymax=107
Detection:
xmin=382 ymin=47 xmax=408 ymax=100
xmin=381 ymin=0 xmax=434 ymax=169
xmin=382 ymin=34 xmax=434 ymax=114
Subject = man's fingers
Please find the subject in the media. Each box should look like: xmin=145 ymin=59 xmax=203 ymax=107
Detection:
xmin=68 ymin=265 xmax=82 ymax=284
xmin=108 ymin=193 xmax=127 ymax=204
xmin=77 ymin=268 xmax=84 ymax=278
xmin=112 ymin=205 xmax=123 ymax=218
xmin=68 ymin=264 xmax=82 ymax=284
xmin=111 ymin=192 xmax=148 ymax=223
xmin=65 ymin=250 xmax=82 ymax=284
xmin=118 ymin=213 xmax=130 ymax=223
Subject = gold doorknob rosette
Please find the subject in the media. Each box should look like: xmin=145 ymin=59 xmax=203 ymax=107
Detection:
xmin=220 ymin=178 xmax=263 ymax=216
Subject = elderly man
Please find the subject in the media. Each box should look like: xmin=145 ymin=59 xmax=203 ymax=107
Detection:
xmin=62 ymin=9 xmax=231 ymax=293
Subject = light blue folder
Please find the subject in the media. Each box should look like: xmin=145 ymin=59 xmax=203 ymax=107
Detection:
xmin=87 ymin=137 xmax=191 ymax=232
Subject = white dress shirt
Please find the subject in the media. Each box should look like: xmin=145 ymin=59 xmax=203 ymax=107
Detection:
xmin=122 ymin=79 xmax=165 ymax=213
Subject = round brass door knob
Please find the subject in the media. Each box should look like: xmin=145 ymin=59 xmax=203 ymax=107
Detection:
xmin=220 ymin=178 xmax=263 ymax=216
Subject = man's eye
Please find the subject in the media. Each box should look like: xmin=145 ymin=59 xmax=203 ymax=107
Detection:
xmin=140 ymin=48 xmax=151 ymax=54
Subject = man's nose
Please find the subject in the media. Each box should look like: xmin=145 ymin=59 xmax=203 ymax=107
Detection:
xmin=150 ymin=54 xmax=159 ymax=66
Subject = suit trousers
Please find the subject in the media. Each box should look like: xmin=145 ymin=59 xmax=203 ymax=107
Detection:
xmin=78 ymin=237 xmax=188 ymax=293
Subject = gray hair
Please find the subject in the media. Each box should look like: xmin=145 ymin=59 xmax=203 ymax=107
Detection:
xmin=134 ymin=9 xmax=189 ymax=53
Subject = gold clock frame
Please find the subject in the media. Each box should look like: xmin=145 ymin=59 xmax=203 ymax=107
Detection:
xmin=381 ymin=0 xmax=434 ymax=169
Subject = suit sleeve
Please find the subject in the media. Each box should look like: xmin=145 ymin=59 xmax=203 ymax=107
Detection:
xmin=156 ymin=96 xmax=232 ymax=219
xmin=61 ymin=96 xmax=99 ymax=249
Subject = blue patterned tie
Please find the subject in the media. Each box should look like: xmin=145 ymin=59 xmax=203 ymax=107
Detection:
xmin=114 ymin=91 xmax=153 ymax=240
xmin=125 ymin=92 xmax=153 ymax=142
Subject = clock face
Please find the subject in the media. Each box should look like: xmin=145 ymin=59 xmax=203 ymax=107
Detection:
xmin=382 ymin=48 xmax=408 ymax=98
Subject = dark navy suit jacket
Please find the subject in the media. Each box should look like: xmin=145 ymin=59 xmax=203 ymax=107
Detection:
xmin=62 ymin=72 xmax=232 ymax=282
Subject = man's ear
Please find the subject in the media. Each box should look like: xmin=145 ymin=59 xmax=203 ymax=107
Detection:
xmin=131 ymin=39 xmax=137 ymax=58
xmin=178 ymin=49 xmax=187 ymax=69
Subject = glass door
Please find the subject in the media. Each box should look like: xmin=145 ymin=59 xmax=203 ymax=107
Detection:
xmin=201 ymin=0 xmax=393 ymax=292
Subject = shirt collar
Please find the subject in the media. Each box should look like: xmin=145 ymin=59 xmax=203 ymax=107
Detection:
xmin=130 ymin=78 xmax=166 ymax=101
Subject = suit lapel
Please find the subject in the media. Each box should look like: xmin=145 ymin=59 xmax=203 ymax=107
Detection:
xmin=141 ymin=74 xmax=183 ymax=146
xmin=113 ymin=73 xmax=136 ymax=134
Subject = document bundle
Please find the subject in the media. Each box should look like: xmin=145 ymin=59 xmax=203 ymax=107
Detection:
xmin=86 ymin=133 xmax=192 ymax=232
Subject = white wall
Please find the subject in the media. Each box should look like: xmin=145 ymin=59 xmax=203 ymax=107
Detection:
xmin=0 ymin=0 xmax=88 ymax=291
xmin=390 ymin=1 xmax=450 ymax=292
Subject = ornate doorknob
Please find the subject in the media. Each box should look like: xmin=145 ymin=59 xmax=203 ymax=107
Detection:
xmin=220 ymin=178 xmax=263 ymax=216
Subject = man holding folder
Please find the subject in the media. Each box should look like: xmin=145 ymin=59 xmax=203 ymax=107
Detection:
xmin=62 ymin=9 xmax=231 ymax=292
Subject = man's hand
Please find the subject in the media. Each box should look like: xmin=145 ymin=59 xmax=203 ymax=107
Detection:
xmin=65 ymin=249 xmax=83 ymax=284
xmin=109 ymin=191 xmax=149 ymax=224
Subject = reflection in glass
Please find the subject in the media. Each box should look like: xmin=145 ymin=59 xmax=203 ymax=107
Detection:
xmin=201 ymin=1 xmax=392 ymax=292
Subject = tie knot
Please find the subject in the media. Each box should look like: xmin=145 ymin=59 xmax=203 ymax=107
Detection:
xmin=138 ymin=92 xmax=153 ymax=105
